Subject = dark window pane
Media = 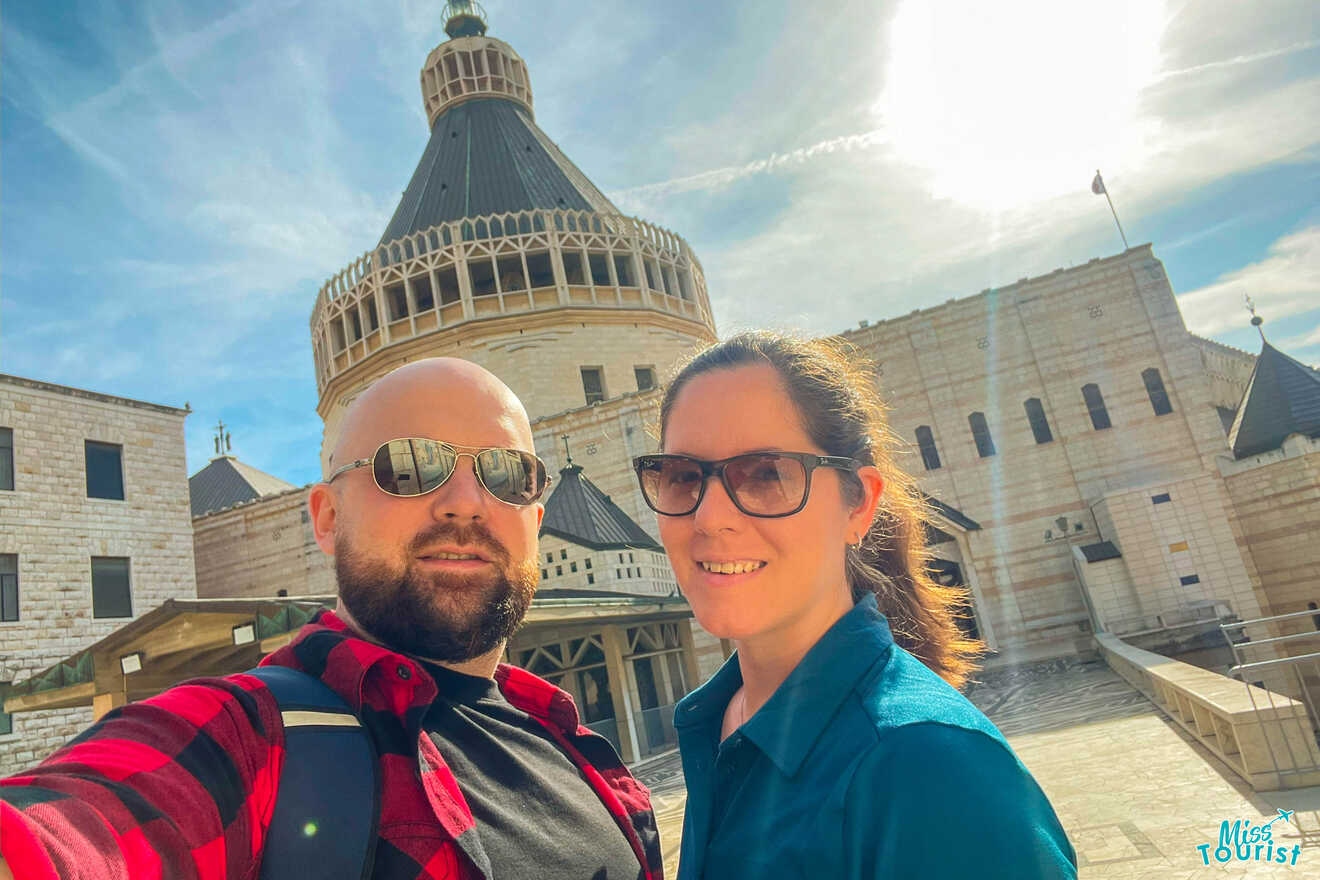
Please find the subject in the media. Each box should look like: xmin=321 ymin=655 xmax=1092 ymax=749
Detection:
xmin=1179 ymin=574 xmax=1200 ymax=586
xmin=469 ymin=258 xmax=497 ymax=296
xmin=915 ymin=426 xmax=941 ymax=470
xmin=1024 ymin=398 xmax=1054 ymax=444
xmin=588 ymin=252 xmax=610 ymax=286
xmin=0 ymin=681 xmax=11 ymax=735
xmin=581 ymin=367 xmax=605 ymax=405
xmin=613 ymin=254 xmax=636 ymax=287
xmin=0 ymin=427 xmax=13 ymax=491
xmin=562 ymin=251 xmax=586 ymax=285
xmin=1151 ymin=493 xmax=1172 ymax=504
xmin=1142 ymin=368 xmax=1173 ymax=416
xmin=634 ymin=366 xmax=656 ymax=391
xmin=968 ymin=412 xmax=996 ymax=458
xmin=91 ymin=556 xmax=132 ymax=618
xmin=525 ymin=252 xmax=554 ymax=288
xmin=1 ymin=555 xmax=17 ymax=622
xmin=436 ymin=266 xmax=461 ymax=305
xmin=412 ymin=274 xmax=435 ymax=311
xmin=85 ymin=441 xmax=125 ymax=500
xmin=1082 ymin=384 xmax=1111 ymax=430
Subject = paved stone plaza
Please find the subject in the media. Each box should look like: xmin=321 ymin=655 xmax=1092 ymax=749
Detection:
xmin=634 ymin=660 xmax=1320 ymax=878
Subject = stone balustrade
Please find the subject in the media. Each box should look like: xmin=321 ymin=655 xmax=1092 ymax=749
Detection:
xmin=309 ymin=208 xmax=711 ymax=394
xmin=1096 ymin=632 xmax=1320 ymax=790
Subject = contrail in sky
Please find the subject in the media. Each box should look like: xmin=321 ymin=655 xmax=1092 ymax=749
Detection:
xmin=1155 ymin=39 xmax=1319 ymax=82
xmin=612 ymin=129 xmax=887 ymax=201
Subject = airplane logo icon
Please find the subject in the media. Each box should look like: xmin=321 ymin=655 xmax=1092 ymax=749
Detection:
xmin=1262 ymin=808 xmax=1294 ymax=829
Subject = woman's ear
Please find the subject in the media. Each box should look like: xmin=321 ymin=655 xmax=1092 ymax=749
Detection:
xmin=848 ymin=465 xmax=885 ymax=540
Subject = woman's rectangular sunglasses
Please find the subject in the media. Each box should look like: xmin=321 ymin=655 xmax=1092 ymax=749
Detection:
xmin=328 ymin=438 xmax=550 ymax=506
xmin=633 ymin=451 xmax=859 ymax=517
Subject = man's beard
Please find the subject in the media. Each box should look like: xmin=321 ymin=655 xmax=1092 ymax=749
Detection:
xmin=335 ymin=521 xmax=538 ymax=662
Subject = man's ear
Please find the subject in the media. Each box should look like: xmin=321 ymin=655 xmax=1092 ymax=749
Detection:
xmin=307 ymin=483 xmax=339 ymax=556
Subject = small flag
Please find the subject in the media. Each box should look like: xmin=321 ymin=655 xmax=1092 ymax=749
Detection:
xmin=1091 ymin=172 xmax=1106 ymax=195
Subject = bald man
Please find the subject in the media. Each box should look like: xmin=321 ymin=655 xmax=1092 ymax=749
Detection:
xmin=0 ymin=359 xmax=662 ymax=880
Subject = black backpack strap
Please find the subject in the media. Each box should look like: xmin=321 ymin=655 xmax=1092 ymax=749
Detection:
xmin=247 ymin=665 xmax=379 ymax=880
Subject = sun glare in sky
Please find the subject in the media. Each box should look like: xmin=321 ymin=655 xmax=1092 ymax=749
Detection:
xmin=879 ymin=0 xmax=1165 ymax=211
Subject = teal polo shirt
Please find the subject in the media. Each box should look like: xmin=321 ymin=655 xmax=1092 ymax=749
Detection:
xmin=673 ymin=594 xmax=1077 ymax=879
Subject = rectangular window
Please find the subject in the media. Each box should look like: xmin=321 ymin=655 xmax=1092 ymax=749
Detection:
xmin=469 ymin=258 xmax=498 ymax=296
xmin=525 ymin=252 xmax=555 ymax=289
xmin=1151 ymin=493 xmax=1172 ymax=504
xmin=496 ymin=256 xmax=526 ymax=292
xmin=915 ymin=426 xmax=941 ymax=470
xmin=436 ymin=267 xmax=462 ymax=305
xmin=0 ymin=682 xmax=11 ymax=736
xmin=386 ymin=284 xmax=408 ymax=320
xmin=555 ymin=565 xmax=562 ymax=576
xmin=613 ymin=254 xmax=637 ymax=287
xmin=587 ymin=252 xmax=611 ymax=286
xmin=560 ymin=548 xmax=568 ymax=560
xmin=412 ymin=275 xmax=435 ymax=311
xmin=0 ymin=427 xmax=12 ymax=491
xmin=1179 ymin=574 xmax=1201 ymax=586
xmin=587 ymin=573 xmax=595 ymax=585
xmin=968 ymin=412 xmax=996 ymax=458
xmin=0 ymin=554 xmax=17 ymax=622
xmin=1143 ymin=368 xmax=1173 ymax=416
xmin=85 ymin=441 xmax=125 ymax=500
xmin=634 ymin=366 xmax=656 ymax=391
xmin=546 ymin=552 xmax=553 ymax=563
xmin=629 ymin=553 xmax=635 ymax=563
xmin=618 ymin=553 xmax=625 ymax=563
xmin=91 ymin=556 xmax=132 ymax=619
xmin=581 ymin=367 xmax=605 ymax=405
xmin=541 ymin=568 xmax=549 ymax=580
xmin=562 ymin=251 xmax=586 ymax=285
xmin=570 ymin=562 xmax=578 ymax=572
xmin=584 ymin=559 xmax=591 ymax=570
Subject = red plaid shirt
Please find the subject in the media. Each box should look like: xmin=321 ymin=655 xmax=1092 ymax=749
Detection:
xmin=0 ymin=610 xmax=662 ymax=879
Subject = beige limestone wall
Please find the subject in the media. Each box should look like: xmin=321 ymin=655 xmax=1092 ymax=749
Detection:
xmin=318 ymin=311 xmax=710 ymax=473
xmin=840 ymin=247 xmax=1252 ymax=662
xmin=1189 ymin=334 xmax=1257 ymax=411
xmin=1097 ymin=474 xmax=1262 ymax=627
xmin=1223 ymin=438 xmax=1320 ymax=617
xmin=0 ymin=375 xmax=194 ymax=775
xmin=193 ymin=488 xmax=334 ymax=600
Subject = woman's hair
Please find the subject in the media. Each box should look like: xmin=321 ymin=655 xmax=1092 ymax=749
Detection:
xmin=659 ymin=330 xmax=983 ymax=689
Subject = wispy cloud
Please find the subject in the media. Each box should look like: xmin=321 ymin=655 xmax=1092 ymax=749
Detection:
xmin=1153 ymin=38 xmax=1320 ymax=82
xmin=611 ymin=130 xmax=888 ymax=207
xmin=1176 ymin=225 xmax=1320 ymax=335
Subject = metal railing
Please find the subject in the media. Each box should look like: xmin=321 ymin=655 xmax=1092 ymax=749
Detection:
xmin=1222 ymin=612 xmax=1320 ymax=787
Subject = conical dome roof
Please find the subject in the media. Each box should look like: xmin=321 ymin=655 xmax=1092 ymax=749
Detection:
xmin=1228 ymin=342 xmax=1320 ymax=458
xmin=379 ymin=98 xmax=619 ymax=246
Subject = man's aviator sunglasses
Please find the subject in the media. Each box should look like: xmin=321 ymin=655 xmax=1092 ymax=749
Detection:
xmin=633 ymin=452 xmax=860 ymax=518
xmin=328 ymin=438 xmax=550 ymax=506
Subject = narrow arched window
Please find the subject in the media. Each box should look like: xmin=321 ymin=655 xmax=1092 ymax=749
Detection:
xmin=1142 ymin=368 xmax=1173 ymax=416
xmin=1024 ymin=398 xmax=1053 ymax=444
xmin=1082 ymin=384 xmax=1111 ymax=430
xmin=916 ymin=426 xmax=942 ymax=470
xmin=968 ymin=412 xmax=996 ymax=457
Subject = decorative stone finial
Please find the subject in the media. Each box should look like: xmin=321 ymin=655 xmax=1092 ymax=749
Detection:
xmin=1245 ymin=295 xmax=1266 ymax=342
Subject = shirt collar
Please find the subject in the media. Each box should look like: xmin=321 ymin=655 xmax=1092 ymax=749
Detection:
xmin=264 ymin=609 xmax=582 ymax=732
xmin=675 ymin=593 xmax=894 ymax=777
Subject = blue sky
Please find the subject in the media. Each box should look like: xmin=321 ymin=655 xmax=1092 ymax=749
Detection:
xmin=2 ymin=0 xmax=1317 ymax=487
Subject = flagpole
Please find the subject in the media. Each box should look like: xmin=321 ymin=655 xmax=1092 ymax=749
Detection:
xmin=1095 ymin=168 xmax=1129 ymax=250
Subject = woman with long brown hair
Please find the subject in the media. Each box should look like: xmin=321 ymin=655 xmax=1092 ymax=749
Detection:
xmin=634 ymin=331 xmax=1075 ymax=879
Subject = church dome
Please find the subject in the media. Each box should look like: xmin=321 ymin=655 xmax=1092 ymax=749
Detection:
xmin=309 ymin=6 xmax=716 ymax=464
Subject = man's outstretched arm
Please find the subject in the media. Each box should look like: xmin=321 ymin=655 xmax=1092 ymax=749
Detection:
xmin=0 ymin=674 xmax=283 ymax=880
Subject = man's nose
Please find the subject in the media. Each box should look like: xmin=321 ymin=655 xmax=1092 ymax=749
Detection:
xmin=430 ymin=455 xmax=487 ymax=519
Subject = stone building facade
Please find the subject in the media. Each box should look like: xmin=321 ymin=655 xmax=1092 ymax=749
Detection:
xmin=837 ymin=247 xmax=1271 ymax=662
xmin=0 ymin=374 xmax=194 ymax=774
